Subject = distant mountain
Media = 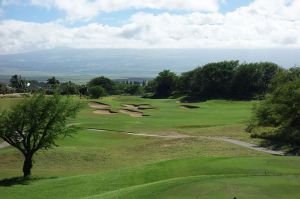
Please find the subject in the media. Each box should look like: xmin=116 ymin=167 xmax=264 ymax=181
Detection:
xmin=0 ymin=48 xmax=299 ymax=82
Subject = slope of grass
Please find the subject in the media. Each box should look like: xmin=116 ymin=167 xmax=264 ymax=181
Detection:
xmin=0 ymin=130 xmax=263 ymax=178
xmin=1 ymin=156 xmax=300 ymax=199
xmin=96 ymin=175 xmax=300 ymax=199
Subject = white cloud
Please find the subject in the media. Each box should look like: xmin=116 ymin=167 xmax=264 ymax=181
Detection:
xmin=30 ymin=0 xmax=223 ymax=21
xmin=0 ymin=0 xmax=300 ymax=54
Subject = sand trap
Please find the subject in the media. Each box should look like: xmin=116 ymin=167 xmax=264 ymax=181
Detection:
xmin=89 ymin=102 xmax=110 ymax=109
xmin=119 ymin=109 xmax=144 ymax=117
xmin=123 ymin=104 xmax=155 ymax=110
xmin=180 ymin=104 xmax=199 ymax=109
xmin=137 ymin=104 xmax=155 ymax=110
xmin=93 ymin=109 xmax=117 ymax=115
xmin=122 ymin=104 xmax=137 ymax=109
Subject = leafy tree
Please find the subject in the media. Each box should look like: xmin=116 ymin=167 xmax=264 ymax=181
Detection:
xmin=144 ymin=80 xmax=156 ymax=93
xmin=179 ymin=61 xmax=238 ymax=99
xmin=177 ymin=70 xmax=194 ymax=95
xmin=88 ymin=76 xmax=116 ymax=95
xmin=124 ymin=84 xmax=143 ymax=95
xmin=89 ymin=86 xmax=106 ymax=99
xmin=59 ymin=81 xmax=78 ymax=95
xmin=151 ymin=70 xmax=178 ymax=98
xmin=0 ymin=94 xmax=82 ymax=177
xmin=47 ymin=77 xmax=60 ymax=89
xmin=196 ymin=61 xmax=238 ymax=98
xmin=78 ymin=85 xmax=88 ymax=97
xmin=231 ymin=62 xmax=280 ymax=99
xmin=269 ymin=67 xmax=300 ymax=91
xmin=247 ymin=75 xmax=300 ymax=145
xmin=0 ymin=83 xmax=10 ymax=94
xmin=10 ymin=75 xmax=27 ymax=92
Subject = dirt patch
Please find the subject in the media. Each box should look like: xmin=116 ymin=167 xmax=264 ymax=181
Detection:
xmin=119 ymin=109 xmax=144 ymax=117
xmin=180 ymin=104 xmax=199 ymax=109
xmin=0 ymin=93 xmax=28 ymax=98
xmin=89 ymin=102 xmax=110 ymax=109
xmin=93 ymin=109 xmax=117 ymax=115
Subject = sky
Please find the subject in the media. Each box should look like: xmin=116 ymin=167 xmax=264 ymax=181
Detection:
xmin=0 ymin=0 xmax=299 ymax=54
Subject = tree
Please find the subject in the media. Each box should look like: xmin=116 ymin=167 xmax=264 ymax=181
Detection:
xmin=247 ymin=75 xmax=300 ymax=145
xmin=195 ymin=61 xmax=238 ymax=98
xmin=47 ymin=77 xmax=60 ymax=89
xmin=59 ymin=81 xmax=78 ymax=95
xmin=269 ymin=67 xmax=300 ymax=91
xmin=124 ymin=84 xmax=143 ymax=95
xmin=10 ymin=75 xmax=27 ymax=93
xmin=78 ymin=85 xmax=88 ymax=98
xmin=88 ymin=86 xmax=106 ymax=99
xmin=0 ymin=83 xmax=10 ymax=94
xmin=179 ymin=61 xmax=238 ymax=99
xmin=231 ymin=62 xmax=280 ymax=99
xmin=88 ymin=76 xmax=116 ymax=95
xmin=151 ymin=70 xmax=178 ymax=98
xmin=0 ymin=94 xmax=82 ymax=177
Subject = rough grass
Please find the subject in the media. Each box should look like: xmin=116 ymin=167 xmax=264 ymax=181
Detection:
xmin=0 ymin=130 xmax=263 ymax=178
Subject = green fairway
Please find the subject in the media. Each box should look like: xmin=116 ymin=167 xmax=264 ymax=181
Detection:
xmin=0 ymin=96 xmax=299 ymax=198
xmin=1 ymin=156 xmax=300 ymax=199
xmin=75 ymin=96 xmax=257 ymax=141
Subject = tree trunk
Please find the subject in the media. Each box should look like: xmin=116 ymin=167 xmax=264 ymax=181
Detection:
xmin=23 ymin=154 xmax=33 ymax=178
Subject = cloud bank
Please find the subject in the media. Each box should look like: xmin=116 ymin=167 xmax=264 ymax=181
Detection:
xmin=0 ymin=0 xmax=299 ymax=54
xmin=30 ymin=0 xmax=223 ymax=21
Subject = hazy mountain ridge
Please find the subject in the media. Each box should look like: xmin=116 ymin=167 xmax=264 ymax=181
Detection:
xmin=0 ymin=48 xmax=299 ymax=81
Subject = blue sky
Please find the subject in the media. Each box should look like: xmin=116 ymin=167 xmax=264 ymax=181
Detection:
xmin=0 ymin=0 xmax=299 ymax=54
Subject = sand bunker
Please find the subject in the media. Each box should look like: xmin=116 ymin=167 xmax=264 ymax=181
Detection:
xmin=89 ymin=102 xmax=110 ymax=109
xmin=119 ymin=109 xmax=145 ymax=117
xmin=93 ymin=109 xmax=117 ymax=115
xmin=180 ymin=104 xmax=199 ymax=109
xmin=122 ymin=104 xmax=137 ymax=109
xmin=122 ymin=104 xmax=155 ymax=110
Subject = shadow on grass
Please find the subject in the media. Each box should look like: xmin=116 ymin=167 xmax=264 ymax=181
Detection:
xmin=259 ymin=139 xmax=300 ymax=155
xmin=0 ymin=176 xmax=57 ymax=187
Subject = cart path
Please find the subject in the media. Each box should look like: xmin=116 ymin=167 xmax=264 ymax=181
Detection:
xmin=87 ymin=128 xmax=285 ymax=156
xmin=0 ymin=142 xmax=9 ymax=149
